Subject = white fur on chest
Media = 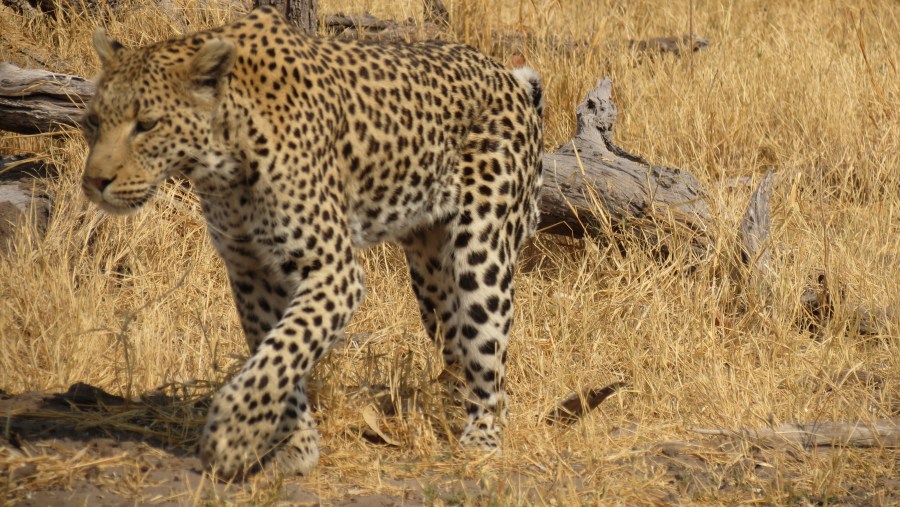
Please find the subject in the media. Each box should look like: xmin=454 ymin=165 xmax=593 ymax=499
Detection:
xmin=347 ymin=185 xmax=459 ymax=248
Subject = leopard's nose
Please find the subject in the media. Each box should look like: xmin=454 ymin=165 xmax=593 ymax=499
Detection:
xmin=84 ymin=175 xmax=115 ymax=192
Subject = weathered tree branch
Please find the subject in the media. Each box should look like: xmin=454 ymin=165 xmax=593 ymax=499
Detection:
xmin=423 ymin=0 xmax=449 ymax=27
xmin=254 ymin=0 xmax=318 ymax=35
xmin=545 ymin=382 xmax=627 ymax=426
xmin=0 ymin=63 xmax=92 ymax=134
xmin=627 ymin=35 xmax=709 ymax=56
xmin=693 ymin=419 xmax=900 ymax=449
xmin=538 ymin=78 xmax=712 ymax=257
xmin=323 ymin=13 xmax=445 ymax=41
xmin=739 ymin=169 xmax=774 ymax=274
xmin=1 ymin=0 xmax=41 ymax=19
xmin=738 ymin=171 xmax=894 ymax=334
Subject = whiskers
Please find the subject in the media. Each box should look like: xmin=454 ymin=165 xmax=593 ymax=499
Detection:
xmin=204 ymin=221 xmax=254 ymax=243
xmin=179 ymin=183 xmax=231 ymax=201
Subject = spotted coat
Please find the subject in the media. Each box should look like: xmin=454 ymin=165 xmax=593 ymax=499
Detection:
xmin=81 ymin=7 xmax=543 ymax=477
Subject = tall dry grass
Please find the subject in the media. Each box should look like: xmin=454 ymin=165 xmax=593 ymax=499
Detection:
xmin=1 ymin=0 xmax=898 ymax=504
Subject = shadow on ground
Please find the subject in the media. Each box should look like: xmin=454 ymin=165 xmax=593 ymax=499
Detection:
xmin=2 ymin=383 xmax=898 ymax=506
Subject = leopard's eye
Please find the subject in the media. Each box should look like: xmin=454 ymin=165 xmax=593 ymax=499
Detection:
xmin=134 ymin=118 xmax=158 ymax=134
xmin=81 ymin=112 xmax=100 ymax=133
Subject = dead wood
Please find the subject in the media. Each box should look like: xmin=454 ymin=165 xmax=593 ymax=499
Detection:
xmin=1 ymin=0 xmax=40 ymax=19
xmin=545 ymin=382 xmax=627 ymax=426
xmin=830 ymin=368 xmax=886 ymax=388
xmin=255 ymin=0 xmax=317 ymax=35
xmin=0 ymin=154 xmax=56 ymax=181
xmin=627 ymin=35 xmax=709 ymax=56
xmin=738 ymin=175 xmax=831 ymax=327
xmin=693 ymin=419 xmax=900 ymax=449
xmin=0 ymin=63 xmax=92 ymax=134
xmin=320 ymin=0 xmax=446 ymax=40
xmin=326 ymin=12 xmax=398 ymax=31
xmin=738 ymin=172 xmax=894 ymax=335
xmin=0 ymin=155 xmax=52 ymax=254
xmin=423 ymin=0 xmax=449 ymax=27
xmin=538 ymin=78 xmax=712 ymax=258
xmin=320 ymin=3 xmax=706 ymax=59
xmin=1 ymin=0 xmax=124 ymax=18
xmin=739 ymin=169 xmax=774 ymax=275
xmin=323 ymin=13 xmax=445 ymax=41
xmin=490 ymin=33 xmax=709 ymax=62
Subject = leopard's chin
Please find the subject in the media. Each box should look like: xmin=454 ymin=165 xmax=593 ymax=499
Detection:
xmin=83 ymin=180 xmax=158 ymax=215
xmin=83 ymin=190 xmax=150 ymax=216
xmin=95 ymin=200 xmax=144 ymax=216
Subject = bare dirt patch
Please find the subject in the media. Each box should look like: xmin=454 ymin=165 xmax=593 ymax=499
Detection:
xmin=3 ymin=384 xmax=898 ymax=506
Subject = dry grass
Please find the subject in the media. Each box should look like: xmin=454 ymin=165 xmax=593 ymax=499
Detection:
xmin=1 ymin=0 xmax=899 ymax=505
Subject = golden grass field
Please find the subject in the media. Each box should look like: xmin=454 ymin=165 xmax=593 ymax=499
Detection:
xmin=1 ymin=0 xmax=898 ymax=504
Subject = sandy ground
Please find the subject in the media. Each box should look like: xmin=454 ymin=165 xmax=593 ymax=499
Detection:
xmin=3 ymin=384 xmax=898 ymax=506
xmin=1 ymin=385 xmax=417 ymax=506
xmin=3 ymin=384 xmax=598 ymax=506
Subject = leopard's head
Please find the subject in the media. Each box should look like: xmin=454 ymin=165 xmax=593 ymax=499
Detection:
xmin=81 ymin=29 xmax=235 ymax=214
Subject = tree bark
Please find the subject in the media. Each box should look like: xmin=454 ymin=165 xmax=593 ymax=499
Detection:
xmin=0 ymin=63 xmax=92 ymax=134
xmin=693 ymin=419 xmax=900 ymax=448
xmin=738 ymin=170 xmax=894 ymax=335
xmin=538 ymin=78 xmax=712 ymax=257
xmin=254 ymin=0 xmax=318 ymax=35
xmin=423 ymin=0 xmax=450 ymax=26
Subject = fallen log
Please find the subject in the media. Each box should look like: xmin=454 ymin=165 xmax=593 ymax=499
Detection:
xmin=693 ymin=419 xmax=900 ymax=449
xmin=739 ymin=169 xmax=775 ymax=275
xmin=627 ymin=35 xmax=709 ymax=56
xmin=544 ymin=382 xmax=627 ymax=426
xmin=0 ymin=155 xmax=53 ymax=254
xmin=254 ymin=0 xmax=317 ymax=35
xmin=0 ymin=63 xmax=92 ymax=134
xmin=539 ymin=78 xmax=712 ymax=258
xmin=323 ymin=13 xmax=446 ymax=41
xmin=326 ymin=12 xmax=398 ymax=31
xmin=0 ymin=64 xmax=713 ymax=257
xmin=1 ymin=0 xmax=163 ymax=19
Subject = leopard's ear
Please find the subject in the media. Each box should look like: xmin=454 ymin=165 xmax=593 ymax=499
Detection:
xmin=189 ymin=38 xmax=236 ymax=90
xmin=93 ymin=27 xmax=123 ymax=67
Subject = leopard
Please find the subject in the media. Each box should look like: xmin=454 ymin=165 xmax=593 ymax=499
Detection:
xmin=81 ymin=6 xmax=543 ymax=478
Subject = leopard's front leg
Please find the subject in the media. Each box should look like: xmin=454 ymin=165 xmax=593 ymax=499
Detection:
xmin=200 ymin=255 xmax=365 ymax=478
